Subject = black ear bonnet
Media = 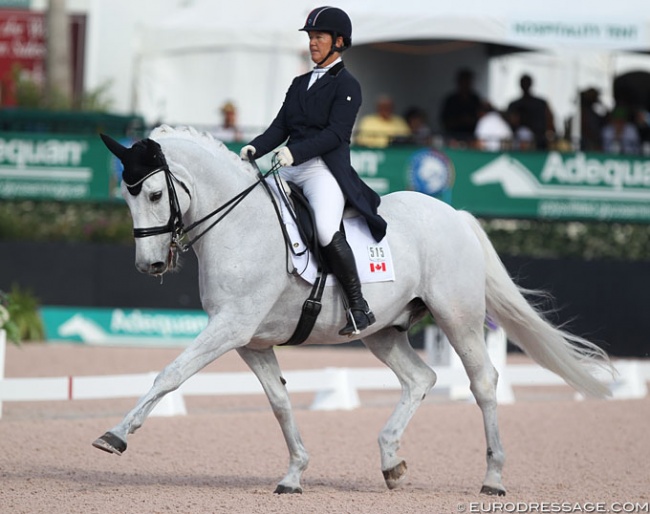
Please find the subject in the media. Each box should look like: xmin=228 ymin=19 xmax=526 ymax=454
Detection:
xmin=100 ymin=134 xmax=168 ymax=195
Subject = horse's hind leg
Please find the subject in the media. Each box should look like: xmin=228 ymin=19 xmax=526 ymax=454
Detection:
xmin=363 ymin=328 xmax=438 ymax=490
xmin=438 ymin=315 xmax=506 ymax=496
xmin=237 ymin=346 xmax=309 ymax=494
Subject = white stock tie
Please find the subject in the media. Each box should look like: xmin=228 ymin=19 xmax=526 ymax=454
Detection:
xmin=307 ymin=68 xmax=327 ymax=90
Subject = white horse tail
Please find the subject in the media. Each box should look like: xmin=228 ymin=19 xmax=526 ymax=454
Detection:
xmin=458 ymin=210 xmax=614 ymax=398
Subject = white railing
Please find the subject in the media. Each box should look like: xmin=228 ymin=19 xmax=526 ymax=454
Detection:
xmin=1 ymin=327 xmax=648 ymax=419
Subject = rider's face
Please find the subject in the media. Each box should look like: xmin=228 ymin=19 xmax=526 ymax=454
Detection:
xmin=308 ymin=31 xmax=334 ymax=65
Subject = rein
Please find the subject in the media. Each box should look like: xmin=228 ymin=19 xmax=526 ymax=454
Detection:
xmin=131 ymin=155 xmax=281 ymax=253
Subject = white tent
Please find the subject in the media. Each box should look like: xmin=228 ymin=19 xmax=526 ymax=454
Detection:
xmin=134 ymin=0 xmax=650 ymax=134
xmin=133 ymin=0 xmax=315 ymax=134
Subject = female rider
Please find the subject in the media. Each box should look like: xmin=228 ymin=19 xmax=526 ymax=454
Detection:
xmin=240 ymin=6 xmax=387 ymax=336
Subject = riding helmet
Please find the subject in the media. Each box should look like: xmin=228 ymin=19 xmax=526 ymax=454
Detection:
xmin=299 ymin=6 xmax=352 ymax=49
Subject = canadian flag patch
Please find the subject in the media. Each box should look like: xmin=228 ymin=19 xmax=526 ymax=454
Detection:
xmin=370 ymin=262 xmax=387 ymax=273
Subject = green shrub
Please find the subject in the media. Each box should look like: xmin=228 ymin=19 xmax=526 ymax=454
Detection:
xmin=0 ymin=201 xmax=133 ymax=244
xmin=481 ymin=218 xmax=650 ymax=261
xmin=0 ymin=285 xmax=45 ymax=344
xmin=2 ymin=200 xmax=650 ymax=261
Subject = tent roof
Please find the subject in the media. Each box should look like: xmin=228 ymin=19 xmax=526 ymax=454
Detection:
xmin=352 ymin=0 xmax=650 ymax=51
xmin=139 ymin=0 xmax=650 ymax=55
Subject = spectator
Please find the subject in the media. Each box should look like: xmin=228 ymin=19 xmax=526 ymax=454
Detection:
xmin=579 ymin=87 xmax=606 ymax=152
xmin=212 ymin=101 xmax=242 ymax=142
xmin=506 ymin=107 xmax=535 ymax=151
xmin=439 ymin=68 xmax=481 ymax=145
xmin=474 ymin=101 xmax=513 ymax=151
xmin=390 ymin=106 xmax=432 ymax=146
xmin=507 ymin=74 xmax=556 ymax=150
xmin=633 ymin=108 xmax=650 ymax=154
xmin=601 ymin=106 xmax=640 ymax=155
xmin=355 ymin=95 xmax=410 ymax=148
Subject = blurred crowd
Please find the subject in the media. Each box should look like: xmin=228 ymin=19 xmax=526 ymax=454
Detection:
xmin=213 ymin=69 xmax=650 ymax=156
xmin=354 ymin=69 xmax=650 ymax=155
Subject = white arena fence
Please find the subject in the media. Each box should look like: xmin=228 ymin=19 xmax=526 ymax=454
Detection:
xmin=1 ymin=328 xmax=648 ymax=419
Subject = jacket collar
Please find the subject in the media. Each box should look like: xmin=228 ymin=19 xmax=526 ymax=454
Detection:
xmin=307 ymin=61 xmax=345 ymax=94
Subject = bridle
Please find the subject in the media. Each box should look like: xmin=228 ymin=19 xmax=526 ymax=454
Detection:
xmin=127 ymin=165 xmax=188 ymax=241
xmin=128 ymin=156 xmax=281 ymax=254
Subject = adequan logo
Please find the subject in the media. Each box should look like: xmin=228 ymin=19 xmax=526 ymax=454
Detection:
xmin=0 ymin=137 xmax=88 ymax=167
xmin=471 ymin=153 xmax=650 ymax=201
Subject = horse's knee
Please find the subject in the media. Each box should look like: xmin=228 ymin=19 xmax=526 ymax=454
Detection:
xmin=153 ymin=366 xmax=183 ymax=394
xmin=272 ymin=404 xmax=294 ymax=424
xmin=267 ymin=390 xmax=295 ymax=424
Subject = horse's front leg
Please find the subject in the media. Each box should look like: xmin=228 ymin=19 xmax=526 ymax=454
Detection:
xmin=92 ymin=317 xmax=249 ymax=455
xmin=237 ymin=346 xmax=309 ymax=494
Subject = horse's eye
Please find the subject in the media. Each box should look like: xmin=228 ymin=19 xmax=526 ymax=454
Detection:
xmin=149 ymin=191 xmax=163 ymax=202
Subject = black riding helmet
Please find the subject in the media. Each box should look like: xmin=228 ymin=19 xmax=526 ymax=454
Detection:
xmin=300 ymin=6 xmax=352 ymax=65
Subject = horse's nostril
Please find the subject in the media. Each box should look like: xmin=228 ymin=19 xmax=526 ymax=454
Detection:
xmin=150 ymin=261 xmax=166 ymax=274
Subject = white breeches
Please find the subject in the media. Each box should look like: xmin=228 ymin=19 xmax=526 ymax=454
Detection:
xmin=280 ymin=157 xmax=345 ymax=247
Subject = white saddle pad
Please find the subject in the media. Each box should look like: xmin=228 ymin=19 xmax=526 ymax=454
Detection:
xmin=273 ymin=182 xmax=395 ymax=286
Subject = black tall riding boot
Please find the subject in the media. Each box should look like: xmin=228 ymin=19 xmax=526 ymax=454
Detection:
xmin=321 ymin=231 xmax=376 ymax=336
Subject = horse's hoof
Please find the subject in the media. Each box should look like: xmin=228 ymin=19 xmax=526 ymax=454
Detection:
xmin=382 ymin=460 xmax=408 ymax=490
xmin=92 ymin=432 xmax=127 ymax=456
xmin=480 ymin=484 xmax=506 ymax=496
xmin=274 ymin=484 xmax=303 ymax=494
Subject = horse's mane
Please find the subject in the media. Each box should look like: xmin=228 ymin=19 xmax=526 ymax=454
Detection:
xmin=149 ymin=124 xmax=247 ymax=171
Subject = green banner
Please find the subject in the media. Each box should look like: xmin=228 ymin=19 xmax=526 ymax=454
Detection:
xmin=41 ymin=306 xmax=207 ymax=346
xmin=0 ymin=132 xmax=115 ymax=201
xmin=235 ymin=143 xmax=453 ymax=202
xmin=448 ymin=149 xmax=650 ymax=222
xmin=3 ymin=131 xmax=650 ymax=223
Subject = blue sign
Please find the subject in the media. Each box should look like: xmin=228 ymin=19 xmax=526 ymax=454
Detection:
xmin=408 ymin=149 xmax=455 ymax=203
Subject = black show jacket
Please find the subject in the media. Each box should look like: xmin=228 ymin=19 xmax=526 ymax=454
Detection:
xmin=248 ymin=62 xmax=387 ymax=242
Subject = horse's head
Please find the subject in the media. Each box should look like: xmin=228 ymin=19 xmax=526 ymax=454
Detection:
xmin=101 ymin=134 xmax=191 ymax=276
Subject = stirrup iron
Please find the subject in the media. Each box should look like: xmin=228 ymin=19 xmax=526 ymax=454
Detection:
xmin=346 ymin=307 xmax=360 ymax=336
xmin=339 ymin=304 xmax=376 ymax=337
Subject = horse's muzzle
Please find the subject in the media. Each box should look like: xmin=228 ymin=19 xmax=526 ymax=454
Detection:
xmin=136 ymin=247 xmax=178 ymax=276
xmin=136 ymin=260 xmax=166 ymax=275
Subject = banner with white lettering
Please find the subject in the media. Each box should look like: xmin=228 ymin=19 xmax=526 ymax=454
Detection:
xmin=508 ymin=18 xmax=646 ymax=50
xmin=450 ymin=149 xmax=650 ymax=222
xmin=41 ymin=306 xmax=208 ymax=346
xmin=0 ymin=132 xmax=114 ymax=201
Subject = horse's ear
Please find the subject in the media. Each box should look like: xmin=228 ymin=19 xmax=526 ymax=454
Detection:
xmin=100 ymin=133 xmax=128 ymax=161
